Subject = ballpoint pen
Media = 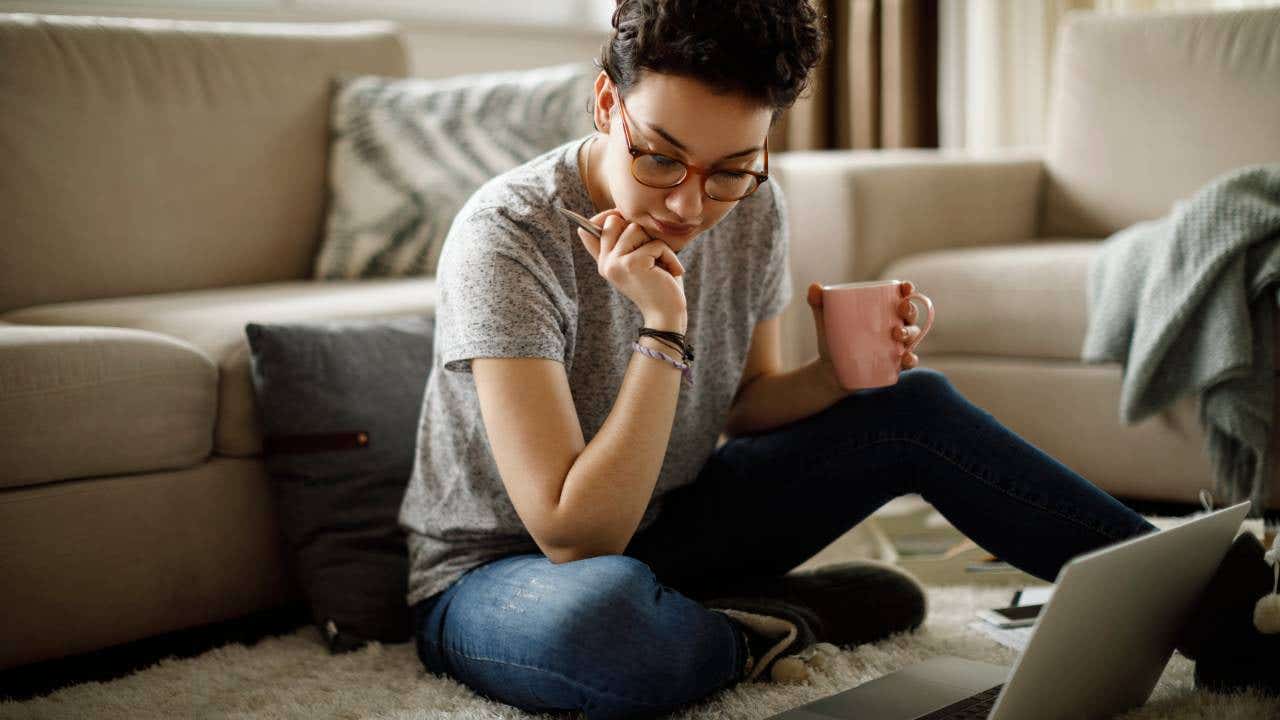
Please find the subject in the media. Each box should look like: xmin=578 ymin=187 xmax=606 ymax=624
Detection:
xmin=556 ymin=205 xmax=603 ymax=239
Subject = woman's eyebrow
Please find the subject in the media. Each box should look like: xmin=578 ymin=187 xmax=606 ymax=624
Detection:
xmin=645 ymin=122 xmax=760 ymax=162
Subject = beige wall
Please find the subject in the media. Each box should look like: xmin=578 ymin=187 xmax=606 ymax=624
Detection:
xmin=0 ymin=2 xmax=609 ymax=78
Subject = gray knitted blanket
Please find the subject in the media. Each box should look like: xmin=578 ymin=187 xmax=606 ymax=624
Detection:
xmin=1082 ymin=164 xmax=1280 ymax=514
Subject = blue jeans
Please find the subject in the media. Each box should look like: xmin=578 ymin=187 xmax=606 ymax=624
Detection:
xmin=411 ymin=368 xmax=1156 ymax=719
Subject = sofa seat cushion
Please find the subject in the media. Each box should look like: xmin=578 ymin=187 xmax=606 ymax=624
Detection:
xmin=0 ymin=325 xmax=216 ymax=489
xmin=880 ymin=240 xmax=1099 ymax=361
xmin=2 ymin=278 xmax=438 ymax=458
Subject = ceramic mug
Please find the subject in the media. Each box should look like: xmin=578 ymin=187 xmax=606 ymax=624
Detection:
xmin=821 ymin=280 xmax=935 ymax=390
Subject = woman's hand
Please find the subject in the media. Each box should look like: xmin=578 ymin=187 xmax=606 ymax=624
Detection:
xmin=578 ymin=209 xmax=688 ymax=331
xmin=806 ymin=280 xmax=922 ymax=386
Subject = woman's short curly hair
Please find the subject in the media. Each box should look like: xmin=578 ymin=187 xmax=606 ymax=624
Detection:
xmin=597 ymin=0 xmax=827 ymax=121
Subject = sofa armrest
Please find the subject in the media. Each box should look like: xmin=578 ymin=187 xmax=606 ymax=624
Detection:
xmin=771 ymin=149 xmax=1046 ymax=370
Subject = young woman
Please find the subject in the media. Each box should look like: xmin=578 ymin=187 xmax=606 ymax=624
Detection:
xmin=397 ymin=1 xmax=1262 ymax=716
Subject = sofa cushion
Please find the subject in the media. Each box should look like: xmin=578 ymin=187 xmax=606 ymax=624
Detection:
xmin=1043 ymin=8 xmax=1280 ymax=237
xmin=313 ymin=62 xmax=596 ymax=280
xmin=0 ymin=325 xmax=216 ymax=489
xmin=2 ymin=278 xmax=438 ymax=458
xmin=880 ymin=240 xmax=1098 ymax=361
xmin=245 ymin=316 xmax=434 ymax=651
xmin=0 ymin=14 xmax=409 ymax=314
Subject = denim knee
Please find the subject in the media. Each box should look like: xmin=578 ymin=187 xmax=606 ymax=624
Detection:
xmin=533 ymin=556 xmax=742 ymax=715
xmin=539 ymin=554 xmax=735 ymax=668
xmin=890 ymin=367 xmax=953 ymax=399
xmin=430 ymin=554 xmax=741 ymax=719
xmin=824 ymin=367 xmax=954 ymax=418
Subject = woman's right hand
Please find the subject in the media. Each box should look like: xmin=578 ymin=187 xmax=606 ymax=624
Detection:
xmin=577 ymin=209 xmax=688 ymax=331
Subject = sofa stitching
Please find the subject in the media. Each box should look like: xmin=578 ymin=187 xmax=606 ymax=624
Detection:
xmin=0 ymin=370 xmax=217 ymax=401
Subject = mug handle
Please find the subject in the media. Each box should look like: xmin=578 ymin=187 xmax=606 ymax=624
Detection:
xmin=904 ymin=292 xmax=935 ymax=353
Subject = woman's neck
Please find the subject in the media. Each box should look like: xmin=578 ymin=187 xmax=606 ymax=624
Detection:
xmin=580 ymin=134 xmax=613 ymax=214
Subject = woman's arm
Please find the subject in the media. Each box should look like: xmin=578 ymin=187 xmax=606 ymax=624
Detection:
xmin=473 ymin=329 xmax=686 ymax=564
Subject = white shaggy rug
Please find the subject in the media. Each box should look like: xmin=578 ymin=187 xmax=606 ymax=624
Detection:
xmin=3 ymin=585 xmax=1277 ymax=720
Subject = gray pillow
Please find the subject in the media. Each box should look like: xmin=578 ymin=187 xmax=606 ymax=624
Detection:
xmin=244 ymin=316 xmax=434 ymax=653
xmin=312 ymin=62 xmax=597 ymax=280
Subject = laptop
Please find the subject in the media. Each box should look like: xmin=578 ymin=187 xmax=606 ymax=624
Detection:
xmin=766 ymin=501 xmax=1252 ymax=720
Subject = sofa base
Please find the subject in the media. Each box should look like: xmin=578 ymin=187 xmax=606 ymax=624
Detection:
xmin=0 ymin=457 xmax=298 ymax=670
xmin=928 ymin=355 xmax=1279 ymax=508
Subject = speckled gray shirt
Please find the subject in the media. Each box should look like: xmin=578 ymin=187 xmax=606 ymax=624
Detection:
xmin=398 ymin=135 xmax=792 ymax=606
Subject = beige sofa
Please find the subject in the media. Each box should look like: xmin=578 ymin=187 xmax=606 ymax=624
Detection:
xmin=0 ymin=14 xmax=426 ymax=670
xmin=773 ymin=7 xmax=1280 ymax=513
xmin=0 ymin=7 xmax=1277 ymax=672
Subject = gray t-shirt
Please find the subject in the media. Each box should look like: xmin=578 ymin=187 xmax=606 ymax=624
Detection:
xmin=398 ymin=135 xmax=793 ymax=606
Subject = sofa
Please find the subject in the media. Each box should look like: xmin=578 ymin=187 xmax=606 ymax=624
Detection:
xmin=1 ymin=7 xmax=1277 ymax=672
xmin=772 ymin=6 xmax=1280 ymax=513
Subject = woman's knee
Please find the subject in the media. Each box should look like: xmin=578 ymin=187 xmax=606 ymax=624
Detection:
xmin=893 ymin=367 xmax=954 ymax=398
xmin=825 ymin=367 xmax=956 ymax=418
xmin=532 ymin=555 xmax=740 ymax=709
xmin=437 ymin=554 xmax=739 ymax=715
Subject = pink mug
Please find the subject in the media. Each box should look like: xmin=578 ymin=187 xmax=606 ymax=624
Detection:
xmin=821 ymin=280 xmax=935 ymax=390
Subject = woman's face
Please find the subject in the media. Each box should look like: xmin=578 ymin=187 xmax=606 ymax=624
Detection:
xmin=590 ymin=71 xmax=773 ymax=253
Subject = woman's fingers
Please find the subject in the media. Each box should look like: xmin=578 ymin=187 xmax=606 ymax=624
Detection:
xmin=599 ymin=214 xmax=624 ymax=257
xmin=657 ymin=243 xmax=684 ymax=276
xmin=577 ymin=227 xmax=600 ymax=259
xmin=899 ymin=298 xmax=918 ymax=324
xmin=893 ymin=325 xmax=922 ymax=345
xmin=807 ymin=282 xmax=823 ymax=309
xmin=628 ymin=237 xmax=682 ymax=274
xmin=611 ymin=220 xmax=653 ymax=258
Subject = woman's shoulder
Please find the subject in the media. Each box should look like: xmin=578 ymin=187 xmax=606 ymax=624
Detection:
xmin=439 ymin=141 xmax=582 ymax=275
xmin=453 ymin=140 xmax=581 ymax=236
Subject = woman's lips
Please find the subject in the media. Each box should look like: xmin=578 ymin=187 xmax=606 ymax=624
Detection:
xmin=653 ymin=217 xmax=696 ymax=235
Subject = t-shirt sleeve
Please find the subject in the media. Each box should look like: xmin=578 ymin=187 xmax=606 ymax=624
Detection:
xmin=757 ymin=179 xmax=794 ymax=322
xmin=437 ymin=207 xmax=569 ymax=374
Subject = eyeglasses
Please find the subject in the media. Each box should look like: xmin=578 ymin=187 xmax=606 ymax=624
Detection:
xmin=614 ymin=88 xmax=768 ymax=202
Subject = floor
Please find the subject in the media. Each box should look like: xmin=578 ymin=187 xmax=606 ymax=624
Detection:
xmin=0 ymin=495 xmax=1223 ymax=703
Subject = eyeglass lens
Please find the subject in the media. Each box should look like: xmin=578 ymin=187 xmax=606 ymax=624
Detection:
xmin=632 ymin=154 xmax=759 ymax=200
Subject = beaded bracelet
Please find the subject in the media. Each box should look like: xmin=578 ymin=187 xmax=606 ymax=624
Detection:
xmin=632 ymin=341 xmax=694 ymax=387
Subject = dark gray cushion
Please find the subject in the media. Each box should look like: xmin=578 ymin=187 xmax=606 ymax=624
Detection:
xmin=244 ymin=316 xmax=434 ymax=652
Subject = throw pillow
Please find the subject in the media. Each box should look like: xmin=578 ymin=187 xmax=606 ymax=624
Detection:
xmin=313 ymin=62 xmax=597 ymax=280
xmin=244 ymin=316 xmax=435 ymax=653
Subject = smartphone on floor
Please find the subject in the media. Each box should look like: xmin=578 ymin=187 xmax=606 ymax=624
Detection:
xmin=977 ymin=603 xmax=1044 ymax=629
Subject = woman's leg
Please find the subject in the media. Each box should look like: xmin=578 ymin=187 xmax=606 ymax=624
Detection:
xmin=626 ymin=368 xmax=1157 ymax=592
xmin=412 ymin=553 xmax=744 ymax=720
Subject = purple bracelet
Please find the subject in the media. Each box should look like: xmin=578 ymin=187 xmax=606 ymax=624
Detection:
xmin=632 ymin=341 xmax=694 ymax=387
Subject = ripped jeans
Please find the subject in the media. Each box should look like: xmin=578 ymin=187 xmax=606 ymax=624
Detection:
xmin=411 ymin=368 xmax=1157 ymax=719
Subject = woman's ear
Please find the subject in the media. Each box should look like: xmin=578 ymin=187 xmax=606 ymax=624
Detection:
xmin=592 ymin=71 xmax=614 ymax=134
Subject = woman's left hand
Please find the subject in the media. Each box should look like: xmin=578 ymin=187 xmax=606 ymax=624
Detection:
xmin=891 ymin=281 xmax=922 ymax=370
xmin=806 ymin=281 xmax=922 ymax=379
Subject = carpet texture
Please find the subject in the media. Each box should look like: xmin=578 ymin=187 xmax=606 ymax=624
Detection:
xmin=3 ymin=585 xmax=1277 ymax=719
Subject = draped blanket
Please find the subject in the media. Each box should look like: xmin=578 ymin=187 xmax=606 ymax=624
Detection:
xmin=1082 ymin=165 xmax=1280 ymax=513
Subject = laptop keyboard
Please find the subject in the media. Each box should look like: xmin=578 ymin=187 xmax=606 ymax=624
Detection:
xmin=914 ymin=685 xmax=1004 ymax=720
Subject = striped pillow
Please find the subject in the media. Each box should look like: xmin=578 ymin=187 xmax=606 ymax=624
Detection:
xmin=313 ymin=63 xmax=596 ymax=279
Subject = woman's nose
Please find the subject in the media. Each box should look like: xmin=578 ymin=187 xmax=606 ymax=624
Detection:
xmin=665 ymin=173 xmax=703 ymax=220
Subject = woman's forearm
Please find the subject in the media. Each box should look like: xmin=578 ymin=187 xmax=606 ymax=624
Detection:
xmin=723 ymin=357 xmax=849 ymax=438
xmin=548 ymin=333 xmax=686 ymax=562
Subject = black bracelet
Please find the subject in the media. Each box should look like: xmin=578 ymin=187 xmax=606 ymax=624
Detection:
xmin=638 ymin=327 xmax=694 ymax=364
xmin=637 ymin=329 xmax=684 ymax=357
xmin=643 ymin=335 xmax=685 ymax=356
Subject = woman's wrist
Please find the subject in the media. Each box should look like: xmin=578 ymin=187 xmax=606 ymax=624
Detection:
xmin=812 ymin=356 xmax=851 ymax=399
xmin=641 ymin=312 xmax=687 ymax=334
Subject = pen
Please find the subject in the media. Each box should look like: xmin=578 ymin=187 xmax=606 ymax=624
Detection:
xmin=556 ymin=205 xmax=603 ymax=239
